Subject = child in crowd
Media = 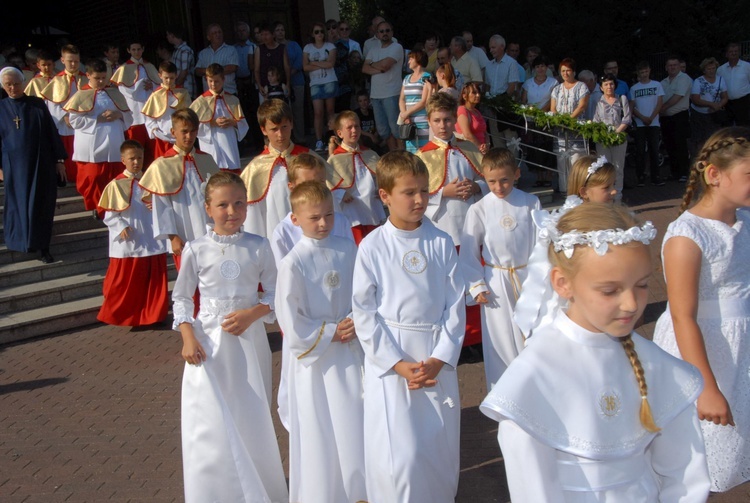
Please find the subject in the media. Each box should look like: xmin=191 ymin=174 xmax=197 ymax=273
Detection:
xmin=24 ymin=50 xmax=55 ymax=98
xmin=263 ymin=66 xmax=289 ymax=103
xmin=630 ymin=60 xmax=665 ymax=187
xmin=276 ymin=180 xmax=366 ymax=503
xmin=240 ymin=98 xmax=335 ymax=238
xmin=142 ymin=61 xmax=190 ymax=159
xmin=269 ymin=153 xmax=353 ymax=266
xmin=481 ymin=203 xmax=710 ymax=501
xmin=42 ymin=44 xmax=87 ymax=182
xmin=328 ymin=110 xmax=386 ymax=243
xmin=459 ymin=148 xmax=541 ymax=391
xmin=111 ymin=39 xmax=161 ymax=165
xmin=102 ymin=42 xmax=120 ymax=80
xmin=138 ymin=108 xmax=219 ymax=269
xmin=65 ymin=59 xmax=132 ymax=220
xmin=174 ymin=171 xmax=288 ymax=503
xmin=96 ymin=140 xmax=168 ymax=327
xmin=352 ymin=151 xmax=465 ymax=502
xmin=190 ymin=63 xmax=248 ymax=174
xmin=567 ymin=154 xmax=618 ymax=204
xmin=653 ymin=127 xmax=750 ymax=492
xmin=355 ymin=90 xmax=382 ymax=152
xmin=417 ymin=92 xmax=485 ymax=346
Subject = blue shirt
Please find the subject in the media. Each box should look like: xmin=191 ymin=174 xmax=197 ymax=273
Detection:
xmin=285 ymin=41 xmax=304 ymax=87
xmin=234 ymin=40 xmax=255 ymax=79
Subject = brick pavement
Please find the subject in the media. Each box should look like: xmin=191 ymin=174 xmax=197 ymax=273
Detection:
xmin=2 ymin=179 xmax=749 ymax=502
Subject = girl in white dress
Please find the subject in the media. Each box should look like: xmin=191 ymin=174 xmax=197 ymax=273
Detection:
xmin=482 ymin=203 xmax=710 ymax=502
xmin=174 ymin=171 xmax=288 ymax=503
xmin=653 ymin=126 xmax=750 ymax=492
xmin=567 ymin=155 xmax=617 ymax=204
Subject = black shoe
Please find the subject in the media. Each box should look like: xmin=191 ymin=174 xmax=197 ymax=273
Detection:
xmin=636 ymin=177 xmax=646 ymax=187
xmin=651 ymin=176 xmax=665 ymax=186
xmin=92 ymin=210 xmax=100 ymax=220
xmin=40 ymin=251 xmax=55 ymax=264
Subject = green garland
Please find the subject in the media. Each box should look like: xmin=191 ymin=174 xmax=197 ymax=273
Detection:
xmin=483 ymin=94 xmax=628 ymax=147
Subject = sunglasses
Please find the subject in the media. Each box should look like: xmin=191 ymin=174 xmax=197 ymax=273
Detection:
xmin=313 ymin=30 xmax=324 ymax=34
xmin=379 ymin=29 xmax=392 ymax=34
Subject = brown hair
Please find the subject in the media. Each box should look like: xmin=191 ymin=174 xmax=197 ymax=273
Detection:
xmin=205 ymin=63 xmax=224 ymax=78
xmin=257 ymin=98 xmax=293 ymax=127
xmin=120 ymin=139 xmax=144 ymax=153
xmin=60 ymin=44 xmax=80 ymax=56
xmin=334 ymin=110 xmax=359 ymax=131
xmin=171 ymin=108 xmax=200 ymax=131
xmin=558 ymin=57 xmax=576 ymax=73
xmin=481 ymin=147 xmax=517 ymax=172
xmin=459 ymin=81 xmax=482 ymax=106
xmin=290 ymin=180 xmax=332 ymax=212
xmin=436 ymin=63 xmax=456 ymax=89
xmin=204 ymin=171 xmax=246 ymax=205
xmin=288 ymin=153 xmax=325 ymax=185
xmin=426 ymin=91 xmax=458 ymax=118
xmin=549 ymin=203 xmax=659 ymax=433
xmin=408 ymin=49 xmax=428 ymax=68
xmin=567 ymin=155 xmax=616 ymax=198
xmin=681 ymin=126 xmax=750 ymax=214
xmin=158 ymin=61 xmax=177 ymax=74
xmin=376 ymin=151 xmax=428 ymax=194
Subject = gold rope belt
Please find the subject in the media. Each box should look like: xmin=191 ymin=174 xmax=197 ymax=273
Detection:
xmin=484 ymin=263 xmax=527 ymax=301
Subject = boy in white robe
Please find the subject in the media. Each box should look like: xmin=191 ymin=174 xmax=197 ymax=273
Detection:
xmin=41 ymin=44 xmax=87 ymax=183
xmin=138 ymin=108 xmax=219 ymax=270
xmin=459 ymin=148 xmax=540 ymax=391
xmin=328 ymin=110 xmax=386 ymax=244
xmin=96 ymin=140 xmax=168 ymax=326
xmin=142 ymin=61 xmax=190 ymax=159
xmin=275 ymin=181 xmax=366 ymax=503
xmin=352 ymin=151 xmax=465 ymax=502
xmin=65 ymin=59 xmax=133 ymax=220
xmin=240 ymin=98 xmax=339 ymax=238
xmin=110 ymin=40 xmax=161 ymax=165
xmin=190 ymin=63 xmax=248 ymax=174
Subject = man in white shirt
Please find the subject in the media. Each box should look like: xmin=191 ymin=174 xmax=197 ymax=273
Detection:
xmin=362 ymin=21 xmax=403 ymax=152
xmin=660 ymin=56 xmax=692 ymax=182
xmin=483 ymin=35 xmax=522 ymax=151
xmin=462 ymin=31 xmax=489 ymax=75
xmin=579 ymin=70 xmax=602 ymax=121
xmin=450 ymin=36 xmax=482 ymax=84
xmin=717 ymin=42 xmax=750 ymax=126
xmin=195 ymin=23 xmax=239 ymax=95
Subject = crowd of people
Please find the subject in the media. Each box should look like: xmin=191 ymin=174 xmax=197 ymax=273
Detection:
xmin=1 ymin=15 xmax=749 ymax=503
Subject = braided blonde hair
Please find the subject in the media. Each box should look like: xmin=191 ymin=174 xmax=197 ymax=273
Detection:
xmin=681 ymin=127 xmax=750 ymax=214
xmin=549 ymin=203 xmax=660 ymax=432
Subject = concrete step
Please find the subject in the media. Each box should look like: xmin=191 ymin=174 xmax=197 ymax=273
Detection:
xmin=0 ymin=210 xmax=105 ymax=245
xmin=0 ymin=227 xmax=109 ymax=265
xmin=0 ymin=247 xmax=109 ymax=288
xmin=0 ymin=279 xmax=177 ymax=345
xmin=0 ymin=264 xmax=178 ymax=315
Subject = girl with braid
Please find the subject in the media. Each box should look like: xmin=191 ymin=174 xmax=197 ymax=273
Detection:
xmin=653 ymin=126 xmax=750 ymax=493
xmin=481 ymin=203 xmax=710 ymax=501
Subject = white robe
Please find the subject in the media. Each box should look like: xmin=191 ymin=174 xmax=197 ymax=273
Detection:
xmin=459 ymin=189 xmax=540 ymax=390
xmin=352 ymin=218 xmax=466 ymax=502
xmin=275 ymin=235 xmax=366 ymax=503
xmin=424 ymin=141 xmax=487 ymax=246
xmin=269 ymin=211 xmax=354 ymax=268
xmin=196 ymin=97 xmax=249 ymax=171
xmin=103 ymin=181 xmax=166 ymax=258
xmin=68 ymin=90 xmax=133 ymax=163
xmin=173 ymin=228 xmax=288 ymax=503
xmin=144 ymin=93 xmax=178 ymax=143
xmin=117 ymin=62 xmax=154 ymax=127
xmin=480 ymin=312 xmax=710 ymax=502
xmin=244 ymin=160 xmax=290 ymax=239
xmin=333 ymin=154 xmax=387 ymax=227
xmin=151 ymin=160 xmax=209 ymax=253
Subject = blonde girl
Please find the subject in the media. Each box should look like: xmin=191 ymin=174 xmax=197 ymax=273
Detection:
xmin=567 ymin=154 xmax=617 ymax=203
xmin=175 ymin=172 xmax=288 ymax=502
xmin=653 ymin=126 xmax=750 ymax=492
xmin=482 ymin=203 xmax=710 ymax=501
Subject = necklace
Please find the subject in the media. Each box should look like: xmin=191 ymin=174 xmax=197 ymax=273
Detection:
xmin=8 ymin=97 xmax=23 ymax=130
xmin=213 ymin=239 xmax=232 ymax=255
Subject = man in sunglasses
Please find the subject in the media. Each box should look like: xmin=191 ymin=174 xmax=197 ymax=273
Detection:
xmin=362 ymin=21 xmax=403 ymax=152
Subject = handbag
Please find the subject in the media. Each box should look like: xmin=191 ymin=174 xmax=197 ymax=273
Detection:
xmin=398 ymin=122 xmax=416 ymax=141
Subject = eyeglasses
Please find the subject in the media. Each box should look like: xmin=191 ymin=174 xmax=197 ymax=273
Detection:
xmin=313 ymin=30 xmax=324 ymax=34
xmin=339 ymin=26 xmax=350 ymax=31
xmin=379 ymin=29 xmax=392 ymax=34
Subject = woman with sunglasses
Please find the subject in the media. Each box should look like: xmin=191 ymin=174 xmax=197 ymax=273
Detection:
xmin=303 ymin=22 xmax=338 ymax=152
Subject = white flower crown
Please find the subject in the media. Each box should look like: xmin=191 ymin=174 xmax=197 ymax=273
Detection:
xmin=584 ymin=155 xmax=609 ymax=183
xmin=548 ymin=221 xmax=657 ymax=258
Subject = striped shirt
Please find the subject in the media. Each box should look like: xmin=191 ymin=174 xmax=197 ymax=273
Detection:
xmin=171 ymin=42 xmax=196 ymax=99
xmin=196 ymin=43 xmax=240 ymax=94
